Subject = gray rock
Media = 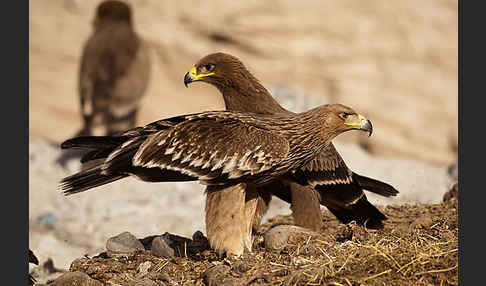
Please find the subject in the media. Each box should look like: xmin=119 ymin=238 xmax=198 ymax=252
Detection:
xmin=264 ymin=225 xmax=322 ymax=252
xmin=49 ymin=271 xmax=103 ymax=286
xmin=150 ymin=236 xmax=175 ymax=258
xmin=106 ymin=231 xmax=144 ymax=255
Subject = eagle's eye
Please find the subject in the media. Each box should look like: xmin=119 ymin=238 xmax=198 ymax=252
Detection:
xmin=202 ymin=64 xmax=215 ymax=73
xmin=339 ymin=112 xmax=352 ymax=120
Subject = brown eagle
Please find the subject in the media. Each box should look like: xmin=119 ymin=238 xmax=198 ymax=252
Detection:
xmin=59 ymin=104 xmax=373 ymax=255
xmin=184 ymin=53 xmax=398 ymax=233
xmin=57 ymin=0 xmax=151 ymax=167
xmin=77 ymin=0 xmax=150 ymax=137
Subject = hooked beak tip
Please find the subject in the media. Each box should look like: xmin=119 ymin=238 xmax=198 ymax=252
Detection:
xmin=363 ymin=120 xmax=373 ymax=137
xmin=184 ymin=72 xmax=192 ymax=88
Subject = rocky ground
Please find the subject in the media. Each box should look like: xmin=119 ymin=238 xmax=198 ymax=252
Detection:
xmin=30 ymin=184 xmax=458 ymax=285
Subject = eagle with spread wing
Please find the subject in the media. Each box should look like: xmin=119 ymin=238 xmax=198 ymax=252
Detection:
xmin=59 ymin=104 xmax=373 ymax=255
xmin=184 ymin=53 xmax=398 ymax=233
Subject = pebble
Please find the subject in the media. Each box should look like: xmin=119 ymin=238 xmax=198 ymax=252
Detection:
xmin=136 ymin=261 xmax=153 ymax=277
xmin=264 ymin=225 xmax=321 ymax=252
xmin=150 ymin=236 xmax=175 ymax=258
xmin=106 ymin=231 xmax=144 ymax=255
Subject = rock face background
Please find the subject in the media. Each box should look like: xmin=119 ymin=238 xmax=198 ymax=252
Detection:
xmin=29 ymin=0 xmax=457 ymax=281
xmin=30 ymin=0 xmax=457 ymax=165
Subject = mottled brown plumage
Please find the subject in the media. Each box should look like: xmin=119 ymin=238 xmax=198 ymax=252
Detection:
xmin=184 ymin=52 xmax=398 ymax=231
xmin=57 ymin=0 xmax=151 ymax=167
xmin=59 ymin=104 xmax=372 ymax=255
xmin=78 ymin=0 xmax=150 ymax=137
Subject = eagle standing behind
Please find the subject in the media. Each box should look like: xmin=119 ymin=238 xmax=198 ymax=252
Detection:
xmin=57 ymin=0 xmax=151 ymax=167
xmin=78 ymin=0 xmax=150 ymax=137
xmin=59 ymin=104 xmax=373 ymax=255
xmin=184 ymin=53 xmax=398 ymax=232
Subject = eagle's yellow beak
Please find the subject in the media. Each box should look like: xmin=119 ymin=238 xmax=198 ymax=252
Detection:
xmin=344 ymin=114 xmax=373 ymax=137
xmin=184 ymin=67 xmax=215 ymax=87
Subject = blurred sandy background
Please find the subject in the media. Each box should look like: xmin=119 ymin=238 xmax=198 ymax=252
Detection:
xmin=29 ymin=0 xmax=457 ymax=274
xmin=30 ymin=0 xmax=457 ymax=165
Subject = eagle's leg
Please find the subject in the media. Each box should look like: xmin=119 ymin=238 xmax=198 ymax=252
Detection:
xmin=289 ymin=182 xmax=324 ymax=231
xmin=205 ymin=183 xmax=249 ymax=256
xmin=243 ymin=185 xmax=261 ymax=252
xmin=250 ymin=187 xmax=272 ymax=232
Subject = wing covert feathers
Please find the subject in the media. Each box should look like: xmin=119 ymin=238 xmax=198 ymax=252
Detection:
xmin=130 ymin=117 xmax=289 ymax=183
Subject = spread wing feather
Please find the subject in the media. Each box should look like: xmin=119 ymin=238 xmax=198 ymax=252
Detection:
xmin=296 ymin=144 xmax=398 ymax=199
xmin=290 ymin=143 xmax=398 ymax=229
xmin=114 ymin=116 xmax=291 ymax=184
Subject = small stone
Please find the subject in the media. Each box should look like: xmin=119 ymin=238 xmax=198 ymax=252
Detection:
xmin=264 ymin=226 xmax=290 ymax=251
xmin=137 ymin=261 xmax=153 ymax=277
xmin=292 ymin=256 xmax=310 ymax=267
xmin=151 ymin=236 xmax=175 ymax=258
xmin=106 ymin=231 xmax=144 ymax=255
xmin=264 ymin=225 xmax=321 ymax=252
xmin=49 ymin=271 xmax=103 ymax=286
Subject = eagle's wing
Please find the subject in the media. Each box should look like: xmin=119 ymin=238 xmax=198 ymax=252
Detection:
xmin=291 ymin=143 xmax=397 ymax=228
xmin=104 ymin=114 xmax=290 ymax=184
xmin=297 ymin=143 xmax=397 ymax=200
xmin=296 ymin=144 xmax=353 ymax=193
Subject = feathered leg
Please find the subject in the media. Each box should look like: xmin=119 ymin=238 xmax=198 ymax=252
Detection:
xmin=205 ymin=183 xmax=249 ymax=256
xmin=243 ymin=185 xmax=259 ymax=252
xmin=289 ymin=182 xmax=323 ymax=231
xmin=250 ymin=187 xmax=272 ymax=232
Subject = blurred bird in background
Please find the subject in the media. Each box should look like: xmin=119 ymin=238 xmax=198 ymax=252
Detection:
xmin=57 ymin=0 xmax=151 ymax=167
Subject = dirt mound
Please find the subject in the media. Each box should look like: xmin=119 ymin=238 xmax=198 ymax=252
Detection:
xmin=34 ymin=195 xmax=457 ymax=285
